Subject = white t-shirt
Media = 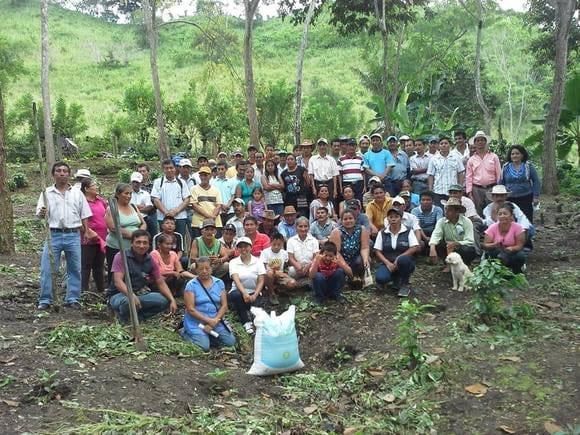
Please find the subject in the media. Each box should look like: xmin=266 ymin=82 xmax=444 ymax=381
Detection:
xmin=374 ymin=224 xmax=419 ymax=251
xmin=260 ymin=247 xmax=289 ymax=270
xmin=229 ymin=255 xmax=266 ymax=294
xmin=130 ymin=189 xmax=153 ymax=217
xmin=286 ymin=234 xmax=320 ymax=265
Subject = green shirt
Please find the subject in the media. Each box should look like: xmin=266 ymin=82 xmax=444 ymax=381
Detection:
xmin=429 ymin=215 xmax=475 ymax=247
xmin=195 ymin=237 xmax=221 ymax=257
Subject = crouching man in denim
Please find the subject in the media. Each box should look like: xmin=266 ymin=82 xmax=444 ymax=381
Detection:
xmin=108 ymin=230 xmax=177 ymax=323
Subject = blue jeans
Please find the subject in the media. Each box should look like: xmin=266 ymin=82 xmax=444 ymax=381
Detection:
xmin=39 ymin=231 xmax=82 ymax=305
xmin=312 ymin=269 xmax=345 ymax=302
xmin=376 ymin=255 xmax=416 ymax=286
xmin=109 ymin=291 xmax=169 ymax=323
xmin=180 ymin=325 xmax=236 ymax=351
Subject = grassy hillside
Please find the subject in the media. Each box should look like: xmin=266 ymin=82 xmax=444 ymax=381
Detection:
xmin=0 ymin=0 xmax=372 ymax=136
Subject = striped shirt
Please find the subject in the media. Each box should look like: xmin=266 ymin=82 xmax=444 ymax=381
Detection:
xmin=338 ymin=154 xmax=364 ymax=183
xmin=411 ymin=205 xmax=444 ymax=232
xmin=151 ymin=177 xmax=191 ymax=220
xmin=427 ymin=153 xmax=465 ymax=195
xmin=190 ymin=185 xmax=223 ymax=228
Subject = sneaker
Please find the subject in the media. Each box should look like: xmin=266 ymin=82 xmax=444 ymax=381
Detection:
xmin=269 ymin=294 xmax=280 ymax=306
xmin=397 ymin=286 xmax=411 ymax=298
xmin=243 ymin=322 xmax=255 ymax=334
xmin=521 ymin=263 xmax=527 ymax=273
xmin=37 ymin=303 xmax=51 ymax=310
xmin=64 ymin=302 xmax=82 ymax=310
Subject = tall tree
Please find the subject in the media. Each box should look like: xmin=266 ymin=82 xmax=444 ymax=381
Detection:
xmin=142 ymin=0 xmax=170 ymax=160
xmin=243 ymin=0 xmax=261 ymax=148
xmin=473 ymin=0 xmax=492 ymax=133
xmin=40 ymin=0 xmax=56 ymax=173
xmin=293 ymin=0 xmax=317 ymax=146
xmin=0 ymin=36 xmax=24 ymax=254
xmin=539 ymin=0 xmax=577 ymax=194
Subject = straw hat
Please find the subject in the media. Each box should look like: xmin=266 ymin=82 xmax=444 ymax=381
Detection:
xmin=468 ymin=130 xmax=492 ymax=146
xmin=442 ymin=197 xmax=466 ymax=213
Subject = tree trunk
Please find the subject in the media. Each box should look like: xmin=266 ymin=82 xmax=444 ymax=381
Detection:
xmin=40 ymin=0 xmax=55 ymax=175
xmin=293 ymin=0 xmax=317 ymax=147
xmin=374 ymin=0 xmax=390 ymax=135
xmin=542 ymin=0 xmax=576 ymax=195
xmin=388 ymin=25 xmax=405 ymax=115
xmin=143 ymin=0 xmax=170 ymax=161
xmin=474 ymin=0 xmax=492 ymax=134
xmin=244 ymin=0 xmax=260 ymax=148
xmin=0 ymin=90 xmax=15 ymax=254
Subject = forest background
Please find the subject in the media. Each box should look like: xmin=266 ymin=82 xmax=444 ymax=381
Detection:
xmin=1 ymin=0 xmax=577 ymax=171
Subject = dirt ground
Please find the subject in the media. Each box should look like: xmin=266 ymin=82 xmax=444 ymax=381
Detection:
xmin=0 ymin=165 xmax=578 ymax=434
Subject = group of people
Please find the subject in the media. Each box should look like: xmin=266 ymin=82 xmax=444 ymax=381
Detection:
xmin=35 ymin=129 xmax=540 ymax=350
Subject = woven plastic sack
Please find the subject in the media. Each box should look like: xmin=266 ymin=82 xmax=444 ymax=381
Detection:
xmin=247 ymin=305 xmax=304 ymax=376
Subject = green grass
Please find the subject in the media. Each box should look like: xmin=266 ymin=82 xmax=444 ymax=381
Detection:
xmin=1 ymin=0 xmax=372 ymax=137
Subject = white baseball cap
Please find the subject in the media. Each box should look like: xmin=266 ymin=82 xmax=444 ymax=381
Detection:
xmin=130 ymin=172 xmax=143 ymax=183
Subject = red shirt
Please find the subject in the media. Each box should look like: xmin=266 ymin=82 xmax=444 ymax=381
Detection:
xmin=250 ymin=232 xmax=271 ymax=257
xmin=318 ymin=259 xmax=339 ymax=278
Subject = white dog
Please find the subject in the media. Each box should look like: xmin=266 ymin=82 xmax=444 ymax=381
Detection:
xmin=445 ymin=252 xmax=473 ymax=292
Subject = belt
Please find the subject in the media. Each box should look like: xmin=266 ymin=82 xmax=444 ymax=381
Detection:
xmin=474 ymin=183 xmax=496 ymax=189
xmin=50 ymin=228 xmax=80 ymax=233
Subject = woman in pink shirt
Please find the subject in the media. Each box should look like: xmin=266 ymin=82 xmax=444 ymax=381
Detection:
xmin=80 ymin=179 xmax=108 ymax=292
xmin=150 ymin=234 xmax=195 ymax=296
xmin=482 ymin=203 xmax=527 ymax=273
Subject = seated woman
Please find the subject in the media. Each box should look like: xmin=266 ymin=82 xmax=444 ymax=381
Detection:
xmin=338 ymin=185 xmax=356 ymax=218
xmin=150 ymin=234 xmax=195 ymax=296
xmin=374 ymin=208 xmax=420 ymax=297
xmin=482 ymin=203 xmax=527 ymax=274
xmin=287 ymin=217 xmax=320 ymax=285
xmin=309 ymin=241 xmax=352 ymax=304
xmin=181 ymin=257 xmax=236 ymax=351
xmin=329 ymin=210 xmax=370 ymax=282
xmin=190 ymin=219 xmax=229 ymax=282
xmin=309 ymin=184 xmax=336 ymax=223
xmin=228 ymin=237 xmax=266 ymax=334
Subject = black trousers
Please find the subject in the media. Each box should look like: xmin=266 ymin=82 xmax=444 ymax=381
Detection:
xmin=435 ymin=241 xmax=477 ymax=265
xmin=81 ymin=244 xmax=105 ymax=292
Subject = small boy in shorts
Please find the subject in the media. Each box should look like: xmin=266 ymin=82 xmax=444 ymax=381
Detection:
xmin=260 ymin=232 xmax=297 ymax=305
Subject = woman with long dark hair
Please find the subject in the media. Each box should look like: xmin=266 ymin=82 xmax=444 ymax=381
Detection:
xmin=281 ymin=154 xmax=310 ymax=217
xmin=500 ymin=145 xmax=540 ymax=223
xmin=260 ymin=159 xmax=285 ymax=216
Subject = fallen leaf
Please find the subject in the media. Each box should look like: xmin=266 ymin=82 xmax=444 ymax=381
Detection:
xmin=367 ymin=369 xmax=386 ymax=378
xmin=544 ymin=421 xmax=563 ymax=434
xmin=498 ymin=425 xmax=516 ymax=434
xmin=425 ymin=355 xmax=440 ymax=365
xmin=0 ymin=356 xmax=16 ymax=364
xmin=465 ymin=383 xmax=488 ymax=396
xmin=432 ymin=347 xmax=446 ymax=354
xmin=354 ymin=352 xmax=368 ymax=362
xmin=132 ymin=372 xmax=144 ymax=381
xmin=303 ymin=405 xmax=318 ymax=415
xmin=220 ymin=408 xmax=236 ymax=419
xmin=230 ymin=400 xmax=248 ymax=408
xmin=343 ymin=428 xmax=358 ymax=435
xmin=540 ymin=301 xmax=561 ymax=309
xmin=499 ymin=356 xmax=522 ymax=363
xmin=1 ymin=399 xmax=19 ymax=407
xmin=381 ymin=393 xmax=396 ymax=403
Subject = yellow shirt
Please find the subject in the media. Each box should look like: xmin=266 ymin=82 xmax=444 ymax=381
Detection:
xmin=225 ymin=166 xmax=238 ymax=179
xmin=190 ymin=185 xmax=223 ymax=228
xmin=366 ymin=198 xmax=393 ymax=230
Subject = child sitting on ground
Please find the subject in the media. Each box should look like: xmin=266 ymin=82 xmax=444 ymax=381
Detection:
xmin=309 ymin=241 xmax=352 ymax=305
xmin=152 ymin=215 xmax=187 ymax=268
xmin=260 ymin=232 xmax=297 ymax=305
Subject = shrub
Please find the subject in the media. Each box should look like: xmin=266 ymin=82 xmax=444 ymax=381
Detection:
xmin=117 ymin=168 xmax=132 ymax=183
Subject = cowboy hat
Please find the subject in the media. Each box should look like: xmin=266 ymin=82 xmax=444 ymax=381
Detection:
xmin=486 ymin=184 xmax=511 ymax=200
xmin=442 ymin=197 xmax=466 ymax=213
xmin=468 ymin=130 xmax=492 ymax=146
xmin=283 ymin=205 xmax=297 ymax=215
xmin=74 ymin=169 xmax=91 ymax=179
xmin=263 ymin=209 xmax=280 ymax=220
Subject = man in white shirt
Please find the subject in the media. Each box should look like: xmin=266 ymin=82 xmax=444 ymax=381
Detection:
xmin=129 ymin=172 xmax=154 ymax=219
xmin=308 ymin=138 xmax=340 ymax=201
xmin=409 ymin=138 xmax=431 ymax=194
xmin=151 ymin=159 xmax=192 ymax=241
xmin=384 ymin=196 xmax=422 ymax=243
xmin=36 ymin=162 xmax=94 ymax=310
